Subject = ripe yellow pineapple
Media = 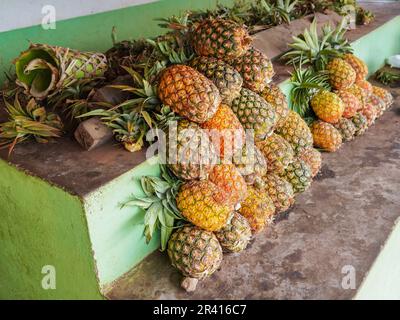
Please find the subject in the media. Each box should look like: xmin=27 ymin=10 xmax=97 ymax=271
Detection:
xmin=256 ymin=133 xmax=294 ymax=175
xmin=297 ymin=147 xmax=322 ymax=178
xmin=239 ymin=185 xmax=275 ymax=233
xmin=280 ymin=158 xmax=312 ymax=194
xmin=343 ymin=53 xmax=368 ymax=82
xmin=311 ymin=90 xmax=344 ymax=124
xmin=261 ymin=83 xmax=289 ymax=128
xmin=209 ymin=164 xmax=247 ymax=206
xmin=230 ymin=47 xmax=274 ymax=93
xmin=275 ymin=110 xmax=313 ymax=154
xmin=355 ymin=80 xmax=373 ymax=98
xmin=326 ymin=58 xmax=356 ymax=90
xmin=336 ymin=90 xmax=362 ymax=118
xmin=189 ymin=56 xmax=243 ymax=104
xmin=333 ymin=118 xmax=356 ymax=142
xmin=158 ymin=64 xmax=220 ymax=123
xmin=201 ymin=103 xmax=245 ymax=159
xmin=191 ymin=18 xmax=252 ymax=60
xmin=367 ymin=94 xmax=385 ymax=118
xmin=310 ymin=120 xmax=342 ymax=152
xmin=167 ymin=119 xmax=217 ymax=180
xmin=167 ymin=225 xmax=222 ymax=291
xmin=260 ymin=173 xmax=295 ymax=213
xmin=214 ymin=212 xmax=252 ymax=253
xmin=231 ymin=88 xmax=277 ymax=141
xmin=176 ymin=180 xmax=233 ymax=231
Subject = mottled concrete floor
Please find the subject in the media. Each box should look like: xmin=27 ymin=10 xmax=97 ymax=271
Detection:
xmin=106 ymin=85 xmax=400 ymax=300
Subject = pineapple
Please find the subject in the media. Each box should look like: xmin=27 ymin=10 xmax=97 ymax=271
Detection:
xmin=355 ymin=80 xmax=373 ymax=98
xmin=297 ymin=147 xmax=322 ymax=178
xmin=214 ymin=212 xmax=252 ymax=253
xmin=231 ymin=88 xmax=277 ymax=141
xmin=367 ymin=94 xmax=385 ymax=118
xmin=233 ymin=145 xmax=268 ymax=185
xmin=310 ymin=120 xmax=342 ymax=152
xmin=360 ymin=103 xmax=377 ymax=126
xmin=238 ymin=185 xmax=275 ymax=233
xmin=261 ymin=83 xmax=289 ymax=129
xmin=209 ymin=164 xmax=247 ymax=206
xmin=311 ymin=90 xmax=344 ymax=124
xmin=189 ymin=56 xmax=243 ymax=104
xmin=280 ymin=158 xmax=312 ymax=194
xmin=158 ymin=64 xmax=221 ymax=123
xmin=333 ymin=118 xmax=356 ymax=142
xmin=326 ymin=58 xmax=356 ymax=90
xmin=351 ymin=112 xmax=368 ymax=136
xmin=372 ymin=86 xmax=394 ymax=110
xmin=191 ymin=18 xmax=252 ymax=60
xmin=167 ymin=225 xmax=222 ymax=291
xmin=275 ymin=110 xmax=313 ymax=154
xmin=336 ymin=90 xmax=362 ymax=118
xmin=343 ymin=53 xmax=368 ymax=82
xmin=260 ymin=173 xmax=295 ymax=213
xmin=256 ymin=133 xmax=294 ymax=175
xmin=167 ymin=119 xmax=217 ymax=180
xmin=343 ymin=83 xmax=368 ymax=107
xmin=176 ymin=180 xmax=233 ymax=231
xmin=201 ymin=104 xmax=245 ymax=159
xmin=229 ymin=48 xmax=274 ymax=93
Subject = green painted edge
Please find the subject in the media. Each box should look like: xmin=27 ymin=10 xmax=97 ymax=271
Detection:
xmin=0 ymin=159 xmax=103 ymax=299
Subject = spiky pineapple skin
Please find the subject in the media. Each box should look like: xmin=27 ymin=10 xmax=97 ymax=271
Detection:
xmin=367 ymin=94 xmax=385 ymax=118
xmin=351 ymin=112 xmax=368 ymax=136
xmin=209 ymin=164 xmax=247 ymax=206
xmin=297 ymin=147 xmax=322 ymax=178
xmin=355 ymin=80 xmax=373 ymax=98
xmin=333 ymin=118 xmax=357 ymax=142
xmin=229 ymin=48 xmax=274 ymax=93
xmin=191 ymin=18 xmax=251 ymax=60
xmin=201 ymin=104 xmax=245 ymax=159
xmin=344 ymin=53 xmax=368 ymax=82
xmin=326 ymin=58 xmax=356 ymax=90
xmin=372 ymin=86 xmax=393 ymax=110
xmin=344 ymin=83 xmax=368 ymax=107
xmin=158 ymin=64 xmax=220 ymax=123
xmin=260 ymin=173 xmax=295 ymax=213
xmin=233 ymin=146 xmax=268 ymax=184
xmin=311 ymin=90 xmax=344 ymax=124
xmin=336 ymin=90 xmax=362 ymax=118
xmin=214 ymin=212 xmax=252 ymax=253
xmin=167 ymin=120 xmax=216 ymax=180
xmin=261 ymin=83 xmax=289 ymax=128
xmin=239 ymin=186 xmax=275 ymax=233
xmin=276 ymin=110 xmax=313 ymax=154
xmin=231 ymin=88 xmax=277 ymax=141
xmin=177 ymin=180 xmax=233 ymax=231
xmin=189 ymin=56 xmax=243 ymax=104
xmin=256 ymin=133 xmax=294 ymax=175
xmin=280 ymin=158 xmax=312 ymax=194
xmin=360 ymin=103 xmax=377 ymax=126
xmin=167 ymin=226 xmax=223 ymax=279
xmin=310 ymin=120 xmax=343 ymax=152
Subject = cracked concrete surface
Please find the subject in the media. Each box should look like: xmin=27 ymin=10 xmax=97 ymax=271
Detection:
xmin=106 ymin=85 xmax=400 ymax=300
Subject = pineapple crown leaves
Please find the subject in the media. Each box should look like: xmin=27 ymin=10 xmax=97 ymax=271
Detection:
xmin=282 ymin=18 xmax=345 ymax=71
xmin=0 ymin=95 xmax=63 ymax=156
xmin=123 ymin=164 xmax=184 ymax=251
xmin=321 ymin=18 xmax=353 ymax=55
xmin=289 ymin=61 xmax=330 ymax=117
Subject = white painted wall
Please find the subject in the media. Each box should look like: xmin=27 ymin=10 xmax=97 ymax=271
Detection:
xmin=0 ymin=0 xmax=157 ymax=33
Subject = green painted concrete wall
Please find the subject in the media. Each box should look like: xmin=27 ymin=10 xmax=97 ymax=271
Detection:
xmin=0 ymin=0 xmax=231 ymax=83
xmin=0 ymin=160 xmax=102 ymax=299
xmin=83 ymin=157 xmax=161 ymax=287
